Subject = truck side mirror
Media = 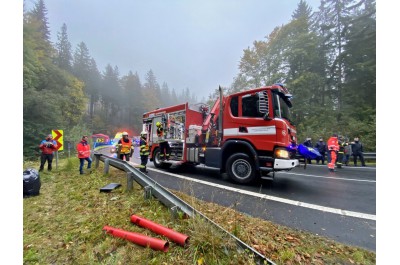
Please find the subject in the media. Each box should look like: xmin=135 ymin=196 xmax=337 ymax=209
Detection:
xmin=263 ymin=112 xmax=271 ymax=120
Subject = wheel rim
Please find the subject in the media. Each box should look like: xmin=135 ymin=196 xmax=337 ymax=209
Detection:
xmin=154 ymin=151 xmax=161 ymax=165
xmin=231 ymin=159 xmax=251 ymax=180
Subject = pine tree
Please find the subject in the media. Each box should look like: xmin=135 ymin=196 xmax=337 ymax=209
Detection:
xmin=143 ymin=69 xmax=161 ymax=110
xmin=29 ymin=0 xmax=53 ymax=58
xmin=55 ymin=23 xmax=73 ymax=72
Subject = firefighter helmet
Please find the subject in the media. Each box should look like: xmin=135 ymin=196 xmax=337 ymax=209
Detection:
xmin=122 ymin=132 xmax=128 ymax=136
xmin=140 ymin=131 xmax=147 ymax=137
xmin=156 ymin=122 xmax=162 ymax=127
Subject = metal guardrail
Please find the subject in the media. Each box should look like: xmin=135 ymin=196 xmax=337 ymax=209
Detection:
xmin=94 ymin=154 xmax=275 ymax=265
xmin=362 ymin=152 xmax=376 ymax=160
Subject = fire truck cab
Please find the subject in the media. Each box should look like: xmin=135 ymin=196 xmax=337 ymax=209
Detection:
xmin=142 ymin=84 xmax=299 ymax=184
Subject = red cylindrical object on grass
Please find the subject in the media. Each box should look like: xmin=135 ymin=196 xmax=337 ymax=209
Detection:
xmin=130 ymin=214 xmax=190 ymax=247
xmin=102 ymin=225 xmax=169 ymax=252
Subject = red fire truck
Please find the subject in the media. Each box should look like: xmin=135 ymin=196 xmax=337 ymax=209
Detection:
xmin=142 ymin=84 xmax=299 ymax=184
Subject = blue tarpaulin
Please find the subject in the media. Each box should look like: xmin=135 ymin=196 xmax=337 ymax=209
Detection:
xmin=298 ymin=144 xmax=322 ymax=159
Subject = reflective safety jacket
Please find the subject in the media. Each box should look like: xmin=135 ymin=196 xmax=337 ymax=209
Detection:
xmin=139 ymin=138 xmax=150 ymax=156
xmin=156 ymin=127 xmax=166 ymax=143
xmin=339 ymin=141 xmax=347 ymax=153
xmin=117 ymin=138 xmax=133 ymax=154
xmin=76 ymin=140 xmax=91 ymax=158
xmin=327 ymin=136 xmax=339 ymax=151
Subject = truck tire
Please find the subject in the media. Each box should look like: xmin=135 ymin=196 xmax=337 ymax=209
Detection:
xmin=153 ymin=148 xmax=171 ymax=169
xmin=226 ymin=153 xmax=256 ymax=184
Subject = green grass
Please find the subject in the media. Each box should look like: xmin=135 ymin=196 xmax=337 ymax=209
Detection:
xmin=23 ymin=158 xmax=376 ymax=264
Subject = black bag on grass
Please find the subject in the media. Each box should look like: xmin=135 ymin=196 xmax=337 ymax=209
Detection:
xmin=23 ymin=168 xmax=41 ymax=197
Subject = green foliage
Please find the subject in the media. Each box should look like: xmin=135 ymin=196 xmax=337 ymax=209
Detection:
xmin=235 ymin=0 xmax=376 ymax=151
xmin=23 ymin=0 xmax=376 ymax=158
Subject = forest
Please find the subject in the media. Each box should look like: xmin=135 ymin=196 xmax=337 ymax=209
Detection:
xmin=23 ymin=0 xmax=376 ymax=159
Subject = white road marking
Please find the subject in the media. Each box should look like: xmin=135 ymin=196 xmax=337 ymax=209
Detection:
xmin=284 ymin=172 xmax=376 ymax=183
xmin=148 ymin=167 xmax=376 ymax=221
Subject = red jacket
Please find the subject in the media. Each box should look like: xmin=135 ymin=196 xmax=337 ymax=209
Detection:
xmin=327 ymin=136 xmax=339 ymax=151
xmin=77 ymin=140 xmax=91 ymax=158
xmin=39 ymin=140 xmax=58 ymax=155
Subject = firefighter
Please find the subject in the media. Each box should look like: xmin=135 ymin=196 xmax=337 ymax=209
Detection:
xmin=139 ymin=131 xmax=149 ymax=173
xmin=156 ymin=121 xmax=170 ymax=160
xmin=116 ymin=132 xmax=134 ymax=161
xmin=327 ymin=133 xmax=339 ymax=172
xmin=336 ymin=135 xmax=346 ymax=168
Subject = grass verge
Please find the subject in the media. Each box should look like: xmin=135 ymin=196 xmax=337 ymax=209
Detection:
xmin=23 ymin=158 xmax=375 ymax=264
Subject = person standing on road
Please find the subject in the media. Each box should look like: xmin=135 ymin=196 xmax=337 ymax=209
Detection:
xmin=336 ymin=135 xmax=346 ymax=168
xmin=342 ymin=138 xmax=352 ymax=166
xmin=139 ymin=131 xmax=150 ymax=173
xmin=327 ymin=133 xmax=339 ymax=172
xmin=117 ymin=132 xmax=134 ymax=161
xmin=314 ymin=138 xmax=327 ymax=165
xmin=303 ymin=137 xmax=313 ymax=164
xmin=351 ymin=137 xmax=366 ymax=166
xmin=39 ymin=134 xmax=58 ymax=172
xmin=76 ymin=135 xmax=92 ymax=174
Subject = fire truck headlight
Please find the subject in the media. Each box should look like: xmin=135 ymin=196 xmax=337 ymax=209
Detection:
xmin=275 ymin=148 xmax=290 ymax=159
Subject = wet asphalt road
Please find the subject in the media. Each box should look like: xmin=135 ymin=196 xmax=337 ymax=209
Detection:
xmin=123 ymin=149 xmax=376 ymax=252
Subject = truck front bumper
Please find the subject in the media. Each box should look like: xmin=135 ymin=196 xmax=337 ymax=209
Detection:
xmin=274 ymin=158 xmax=299 ymax=169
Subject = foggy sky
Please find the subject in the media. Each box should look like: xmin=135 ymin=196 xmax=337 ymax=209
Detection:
xmin=25 ymin=0 xmax=321 ymax=99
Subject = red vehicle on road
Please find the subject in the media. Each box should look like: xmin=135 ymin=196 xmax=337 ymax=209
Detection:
xmin=142 ymin=84 xmax=299 ymax=184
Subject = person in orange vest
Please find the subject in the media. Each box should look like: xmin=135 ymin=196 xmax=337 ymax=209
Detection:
xmin=327 ymin=133 xmax=339 ymax=172
xmin=39 ymin=134 xmax=58 ymax=172
xmin=156 ymin=121 xmax=170 ymax=160
xmin=76 ymin=135 xmax=92 ymax=174
xmin=117 ymin=132 xmax=134 ymax=161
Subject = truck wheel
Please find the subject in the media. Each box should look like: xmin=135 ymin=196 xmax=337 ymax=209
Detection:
xmin=226 ymin=153 xmax=256 ymax=184
xmin=153 ymin=148 xmax=171 ymax=169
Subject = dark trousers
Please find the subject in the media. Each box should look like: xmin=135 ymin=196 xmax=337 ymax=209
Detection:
xmin=342 ymin=154 xmax=350 ymax=165
xmin=40 ymin=153 xmax=54 ymax=171
xmin=337 ymin=152 xmax=344 ymax=166
xmin=140 ymin=155 xmax=149 ymax=172
xmin=316 ymin=153 xmax=325 ymax=164
xmin=353 ymin=153 xmax=365 ymax=166
xmin=79 ymin=157 xmax=92 ymax=173
xmin=119 ymin=153 xmax=130 ymax=161
xmin=159 ymin=142 xmax=170 ymax=159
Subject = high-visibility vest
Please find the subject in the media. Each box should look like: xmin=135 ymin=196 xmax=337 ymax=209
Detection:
xmin=118 ymin=139 xmax=132 ymax=154
xmin=139 ymin=138 xmax=150 ymax=156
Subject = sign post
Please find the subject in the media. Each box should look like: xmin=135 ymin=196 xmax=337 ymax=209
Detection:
xmin=52 ymin=130 xmax=64 ymax=169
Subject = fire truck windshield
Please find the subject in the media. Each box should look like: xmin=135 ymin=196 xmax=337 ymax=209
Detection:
xmin=273 ymin=92 xmax=294 ymax=125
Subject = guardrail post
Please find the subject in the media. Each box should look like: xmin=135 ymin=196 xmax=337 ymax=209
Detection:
xmin=127 ymin=172 xmax=134 ymax=191
xmin=94 ymin=154 xmax=100 ymax=169
xmin=170 ymin=206 xmax=182 ymax=219
xmin=144 ymin=186 xmax=152 ymax=200
xmin=104 ymin=158 xmax=110 ymax=174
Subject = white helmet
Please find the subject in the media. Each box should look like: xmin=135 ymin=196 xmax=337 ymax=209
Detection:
xmin=141 ymin=131 xmax=147 ymax=137
xmin=122 ymin=132 xmax=128 ymax=136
